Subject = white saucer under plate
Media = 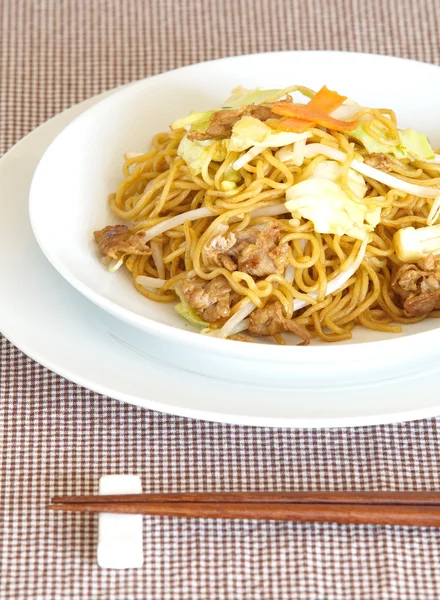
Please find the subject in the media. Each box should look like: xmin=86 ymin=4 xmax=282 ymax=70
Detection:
xmin=1 ymin=67 xmax=440 ymax=428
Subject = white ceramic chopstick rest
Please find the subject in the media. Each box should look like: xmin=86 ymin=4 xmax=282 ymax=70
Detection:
xmin=97 ymin=475 xmax=144 ymax=569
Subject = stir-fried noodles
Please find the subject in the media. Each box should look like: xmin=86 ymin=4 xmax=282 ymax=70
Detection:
xmin=94 ymin=85 xmax=440 ymax=344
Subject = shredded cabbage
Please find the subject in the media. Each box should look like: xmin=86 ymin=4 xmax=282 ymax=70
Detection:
xmin=291 ymin=143 xmax=440 ymax=198
xmin=312 ymin=160 xmax=367 ymax=198
xmin=220 ymin=181 xmax=238 ymax=191
xmin=224 ymin=165 xmax=241 ymax=183
xmin=285 ymin=161 xmax=380 ymax=241
xmin=220 ymin=165 xmax=242 ymax=191
xmin=275 ymin=138 xmax=308 ymax=166
xmin=175 ymin=300 xmax=209 ymax=328
xmin=330 ymin=99 xmax=362 ymax=121
xmin=230 ymin=117 xmax=310 ymax=152
xmin=174 ymin=286 xmax=209 ymax=328
xmin=399 ymin=128 xmax=435 ymax=160
xmin=171 ymin=86 xmax=298 ymax=132
xmin=286 ymin=179 xmax=375 ymax=241
xmin=171 ymin=85 xmax=311 ymax=139
xmin=222 ymin=86 xmax=289 ymax=108
xmin=349 ymin=123 xmax=434 ymax=160
xmin=171 ymin=111 xmax=215 ymax=131
xmin=177 ymin=135 xmax=229 ymax=175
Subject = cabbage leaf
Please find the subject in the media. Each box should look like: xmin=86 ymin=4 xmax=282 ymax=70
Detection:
xmin=349 ymin=123 xmax=434 ymax=160
xmin=175 ymin=300 xmax=208 ymax=328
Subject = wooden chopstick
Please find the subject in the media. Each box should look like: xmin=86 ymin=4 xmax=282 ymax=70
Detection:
xmin=48 ymin=492 xmax=440 ymax=526
xmin=49 ymin=500 xmax=440 ymax=527
xmin=51 ymin=491 xmax=440 ymax=506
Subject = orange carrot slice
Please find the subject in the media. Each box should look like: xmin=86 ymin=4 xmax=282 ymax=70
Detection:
xmin=307 ymin=86 xmax=346 ymax=112
xmin=272 ymin=104 xmax=359 ymax=132
xmin=270 ymin=117 xmax=313 ymax=133
xmin=271 ymin=86 xmax=358 ymax=132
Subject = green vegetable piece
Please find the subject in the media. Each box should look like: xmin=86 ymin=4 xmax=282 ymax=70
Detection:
xmin=350 ymin=123 xmax=434 ymax=160
xmin=175 ymin=301 xmax=209 ymax=328
xmin=399 ymin=128 xmax=435 ymax=160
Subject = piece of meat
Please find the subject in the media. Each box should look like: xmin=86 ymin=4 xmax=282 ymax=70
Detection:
xmin=205 ymin=233 xmax=238 ymax=271
xmin=187 ymin=104 xmax=278 ymax=141
xmin=205 ymin=107 xmax=247 ymax=138
xmin=206 ymin=223 xmax=289 ymax=277
xmin=363 ymin=153 xmax=395 ymax=172
xmin=234 ymin=223 xmax=289 ymax=277
xmin=187 ymin=130 xmax=215 ymax=141
xmin=94 ymin=225 xmax=151 ymax=260
xmin=180 ymin=275 xmax=236 ymax=323
xmin=248 ymin=301 xmax=311 ymax=344
xmin=404 ymin=292 xmax=440 ymax=316
xmin=391 ymin=254 xmax=440 ymax=316
xmin=391 ymin=265 xmax=422 ymax=301
xmin=245 ymin=104 xmax=275 ymax=122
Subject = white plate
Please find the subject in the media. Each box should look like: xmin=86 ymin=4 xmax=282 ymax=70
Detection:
xmin=1 ymin=52 xmax=440 ymax=427
xmin=28 ymin=51 xmax=440 ymax=388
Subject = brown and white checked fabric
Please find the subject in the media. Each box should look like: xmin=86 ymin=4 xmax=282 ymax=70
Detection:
xmin=1 ymin=1 xmax=440 ymax=599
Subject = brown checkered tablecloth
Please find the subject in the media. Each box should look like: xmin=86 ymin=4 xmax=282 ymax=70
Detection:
xmin=1 ymin=1 xmax=440 ymax=598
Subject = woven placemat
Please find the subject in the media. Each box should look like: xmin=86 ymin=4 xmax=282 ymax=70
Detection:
xmin=1 ymin=1 xmax=440 ymax=598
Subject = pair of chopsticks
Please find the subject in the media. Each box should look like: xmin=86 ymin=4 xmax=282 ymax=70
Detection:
xmin=49 ymin=491 xmax=440 ymax=526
